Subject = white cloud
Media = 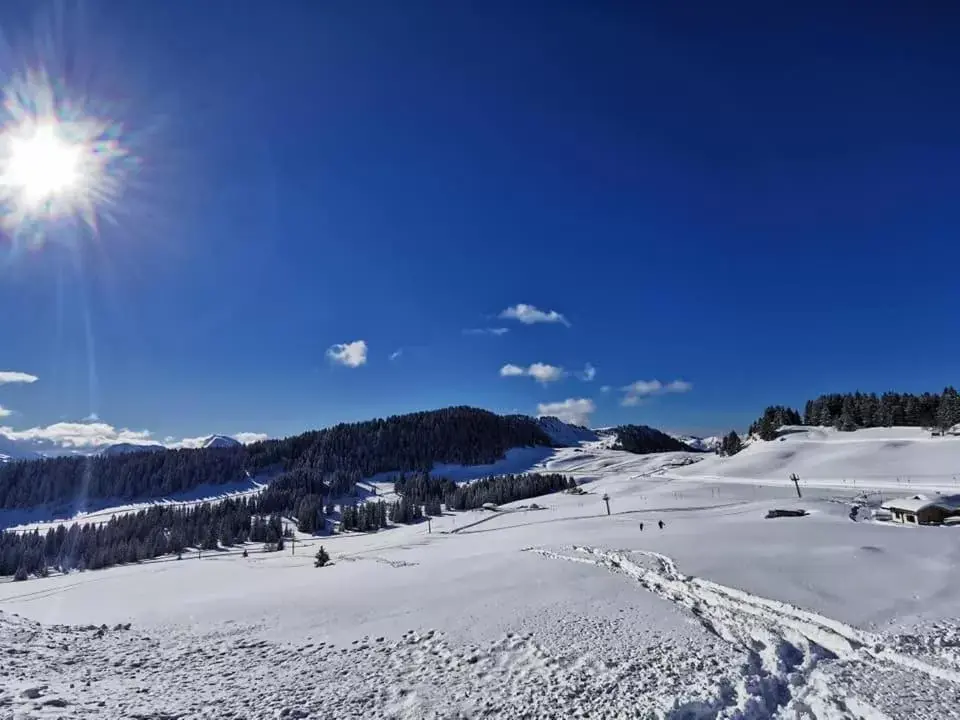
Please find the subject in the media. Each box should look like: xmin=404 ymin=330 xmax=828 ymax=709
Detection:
xmin=499 ymin=304 xmax=570 ymax=327
xmin=499 ymin=362 xmax=565 ymax=384
xmin=389 ymin=349 xmax=403 ymax=361
xmin=0 ymin=371 xmax=38 ymax=384
xmin=463 ymin=327 xmax=509 ymax=336
xmin=233 ymin=432 xmax=269 ymax=445
xmin=0 ymin=406 xmax=11 ymax=418
xmin=326 ymin=340 xmax=368 ymax=368
xmin=0 ymin=420 xmax=270 ymax=455
xmin=170 ymin=435 xmax=211 ymax=450
xmin=537 ymin=398 xmax=595 ymax=427
xmin=527 ymin=363 xmax=565 ymax=384
xmin=621 ymin=378 xmax=693 ymax=406
xmin=579 ymin=363 xmax=596 ymax=382
xmin=600 ymin=385 xmax=611 ymax=393
xmin=0 ymin=421 xmax=156 ymax=450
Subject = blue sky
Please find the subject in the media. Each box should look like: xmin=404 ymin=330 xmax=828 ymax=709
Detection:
xmin=0 ymin=1 xmax=959 ymax=449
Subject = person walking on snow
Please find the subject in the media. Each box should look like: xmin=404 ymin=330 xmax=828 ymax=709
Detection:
xmin=658 ymin=520 xmax=665 ymax=530
xmin=639 ymin=522 xmax=644 ymax=531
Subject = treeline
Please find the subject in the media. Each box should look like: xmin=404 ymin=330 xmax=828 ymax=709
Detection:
xmin=0 ymin=449 xmax=248 ymax=511
xmin=746 ymin=388 xmax=960 ymax=439
xmin=393 ymin=471 xmax=576 ymax=511
xmin=0 ymin=407 xmax=554 ymax=511
xmin=613 ymin=425 xmax=693 ymax=454
xmin=249 ymin=407 xmax=552 ymax=478
xmin=803 ymin=389 xmax=960 ymax=432
xmin=0 ymin=499 xmax=290 ymax=579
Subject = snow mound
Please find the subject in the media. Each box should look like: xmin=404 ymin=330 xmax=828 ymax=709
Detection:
xmin=535 ymin=416 xmax=599 ymax=446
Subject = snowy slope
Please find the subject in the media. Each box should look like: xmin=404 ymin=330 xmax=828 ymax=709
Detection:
xmin=6 ymin=440 xmax=960 ymax=717
xmin=9 ymin=428 xmax=960 ymax=716
xmin=535 ymin=416 xmax=599 ymax=445
xmin=668 ymin=425 xmax=960 ymax=490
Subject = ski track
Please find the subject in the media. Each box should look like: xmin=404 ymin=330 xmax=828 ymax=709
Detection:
xmin=528 ymin=545 xmax=960 ymax=719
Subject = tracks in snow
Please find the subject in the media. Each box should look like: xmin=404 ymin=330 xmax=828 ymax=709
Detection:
xmin=528 ymin=545 xmax=960 ymax=719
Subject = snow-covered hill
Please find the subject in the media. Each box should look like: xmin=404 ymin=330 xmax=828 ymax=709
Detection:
xmin=535 ymin=416 xmax=599 ymax=446
xmin=668 ymin=425 xmax=960 ymax=490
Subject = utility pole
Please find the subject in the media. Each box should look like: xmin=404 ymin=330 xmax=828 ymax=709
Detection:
xmin=790 ymin=473 xmax=802 ymax=499
xmin=602 ymin=493 xmax=611 ymax=516
xmin=291 ymin=535 xmax=296 ymax=555
xmin=427 ymin=518 xmax=432 ymax=534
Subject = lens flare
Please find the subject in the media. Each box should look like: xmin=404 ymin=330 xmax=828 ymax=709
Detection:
xmin=0 ymin=68 xmax=134 ymax=243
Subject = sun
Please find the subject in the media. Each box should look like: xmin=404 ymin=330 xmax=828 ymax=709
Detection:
xmin=0 ymin=68 xmax=133 ymax=241
xmin=5 ymin=121 xmax=83 ymax=208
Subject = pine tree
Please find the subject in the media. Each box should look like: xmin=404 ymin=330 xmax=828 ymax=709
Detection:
xmin=720 ymin=430 xmax=743 ymax=456
xmin=314 ymin=546 xmax=330 ymax=567
xmin=839 ymin=396 xmax=857 ymax=431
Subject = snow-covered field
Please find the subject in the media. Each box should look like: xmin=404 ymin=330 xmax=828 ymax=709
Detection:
xmin=5 ymin=427 xmax=960 ymax=718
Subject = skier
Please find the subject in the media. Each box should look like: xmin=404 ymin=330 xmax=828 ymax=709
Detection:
xmin=639 ymin=522 xmax=644 ymax=532
xmin=658 ymin=520 xmax=665 ymax=530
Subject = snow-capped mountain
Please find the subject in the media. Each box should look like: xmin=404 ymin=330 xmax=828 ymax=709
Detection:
xmin=535 ymin=416 xmax=599 ymax=446
xmin=0 ymin=436 xmax=43 ymax=463
xmin=101 ymin=443 xmax=166 ymax=457
xmin=203 ymin=435 xmax=242 ymax=449
xmin=672 ymin=434 xmax=721 ymax=452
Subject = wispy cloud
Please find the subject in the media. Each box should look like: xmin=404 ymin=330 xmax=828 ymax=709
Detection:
xmin=0 ymin=406 xmax=11 ymax=418
xmin=620 ymin=379 xmax=693 ymax=406
xmin=326 ymin=340 xmax=368 ymax=368
xmin=499 ymin=304 xmax=570 ymax=327
xmin=536 ymin=398 xmax=595 ymax=426
xmin=600 ymin=385 xmax=611 ymax=393
xmin=463 ymin=327 xmax=509 ymax=336
xmin=499 ymin=362 xmax=565 ymax=384
xmin=579 ymin=363 xmax=596 ymax=382
xmin=0 ymin=371 xmax=38 ymax=385
xmin=389 ymin=349 xmax=403 ymax=361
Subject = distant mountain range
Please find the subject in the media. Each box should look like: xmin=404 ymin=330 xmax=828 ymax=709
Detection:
xmin=101 ymin=435 xmax=242 ymax=456
xmin=0 ymin=434 xmax=247 ymax=462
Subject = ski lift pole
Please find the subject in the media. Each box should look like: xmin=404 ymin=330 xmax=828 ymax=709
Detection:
xmin=602 ymin=492 xmax=611 ymax=516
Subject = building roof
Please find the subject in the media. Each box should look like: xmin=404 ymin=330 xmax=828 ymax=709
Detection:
xmin=881 ymin=494 xmax=960 ymax=513
xmin=881 ymin=495 xmax=935 ymax=513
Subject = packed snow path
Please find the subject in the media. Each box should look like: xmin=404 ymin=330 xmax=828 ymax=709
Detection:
xmin=529 ymin=545 xmax=960 ymax=719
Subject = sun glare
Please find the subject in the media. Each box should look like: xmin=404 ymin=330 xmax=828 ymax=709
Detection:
xmin=6 ymin=122 xmax=82 ymax=206
xmin=0 ymin=68 xmax=133 ymax=242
